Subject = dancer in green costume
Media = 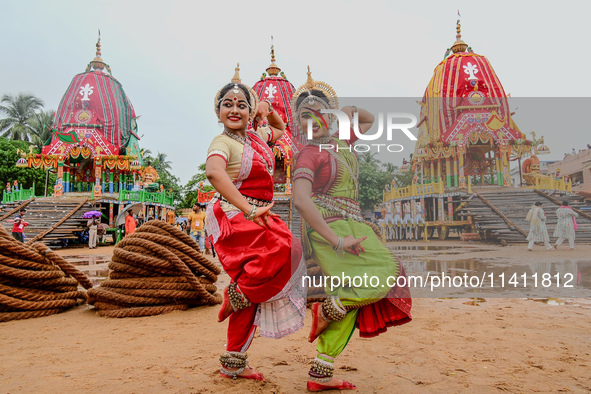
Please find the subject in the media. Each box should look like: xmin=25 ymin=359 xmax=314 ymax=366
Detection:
xmin=292 ymin=68 xmax=412 ymax=392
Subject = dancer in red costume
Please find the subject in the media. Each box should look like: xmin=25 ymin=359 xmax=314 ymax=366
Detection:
xmin=206 ymin=79 xmax=306 ymax=381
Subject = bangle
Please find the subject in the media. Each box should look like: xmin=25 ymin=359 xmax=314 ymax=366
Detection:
xmin=350 ymin=105 xmax=358 ymax=114
xmin=264 ymin=99 xmax=274 ymax=114
xmin=332 ymin=236 xmax=345 ymax=257
xmin=244 ymin=205 xmax=257 ymax=221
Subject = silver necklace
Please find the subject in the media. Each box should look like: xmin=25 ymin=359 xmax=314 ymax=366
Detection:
xmin=222 ymin=130 xmax=274 ymax=176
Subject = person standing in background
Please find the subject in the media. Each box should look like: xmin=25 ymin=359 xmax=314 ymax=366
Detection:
xmin=188 ymin=203 xmax=206 ymax=252
xmin=553 ymin=200 xmax=579 ymax=250
xmin=87 ymin=216 xmax=99 ymax=249
xmin=526 ymin=202 xmax=552 ymax=251
xmin=125 ymin=210 xmax=137 ymax=236
xmin=11 ymin=209 xmax=28 ymax=243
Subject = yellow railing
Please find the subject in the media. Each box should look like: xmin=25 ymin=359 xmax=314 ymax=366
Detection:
xmin=383 ymin=174 xmax=572 ymax=203
xmin=527 ymin=175 xmax=573 ymax=193
xmin=383 ymin=179 xmax=445 ymax=201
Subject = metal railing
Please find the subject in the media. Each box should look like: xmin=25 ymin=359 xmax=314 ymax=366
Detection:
xmin=2 ymin=184 xmax=35 ymax=204
xmin=198 ymin=190 xmax=215 ymax=203
xmin=119 ymin=189 xmax=174 ymax=206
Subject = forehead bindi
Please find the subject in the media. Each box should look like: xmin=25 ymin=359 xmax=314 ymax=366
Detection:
xmin=223 ymin=97 xmax=247 ymax=105
xmin=222 ymin=89 xmax=247 ymax=104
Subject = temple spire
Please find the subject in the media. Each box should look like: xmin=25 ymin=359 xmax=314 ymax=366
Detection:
xmin=96 ymin=29 xmax=102 ymax=57
xmin=266 ymin=36 xmax=281 ymax=77
xmin=451 ymin=16 xmax=468 ymax=53
xmin=91 ymin=30 xmax=106 ymax=71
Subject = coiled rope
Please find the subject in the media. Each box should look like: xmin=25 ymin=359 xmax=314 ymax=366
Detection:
xmin=0 ymin=225 xmax=91 ymax=322
xmin=87 ymin=220 xmax=222 ymax=318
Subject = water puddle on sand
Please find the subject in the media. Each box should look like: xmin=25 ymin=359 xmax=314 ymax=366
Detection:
xmin=528 ymin=298 xmax=564 ymax=306
xmin=391 ymin=245 xmax=591 ymax=298
xmin=60 ymin=255 xmax=110 ymax=265
xmin=391 ymin=245 xmax=464 ymax=251
xmin=389 ymin=245 xmax=494 ymax=257
xmin=62 ymin=255 xmax=110 ymax=286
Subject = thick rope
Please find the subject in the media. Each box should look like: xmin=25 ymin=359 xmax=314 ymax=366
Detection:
xmin=0 ymin=225 xmax=90 ymax=322
xmin=88 ymin=220 xmax=222 ymax=318
xmin=0 ymin=308 xmax=65 ymax=323
xmin=97 ymin=304 xmax=188 ymax=318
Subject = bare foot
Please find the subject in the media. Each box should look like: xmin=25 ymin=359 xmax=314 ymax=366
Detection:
xmin=308 ymin=303 xmax=330 ymax=343
xmin=219 ymin=301 xmax=232 ymax=322
xmin=309 ymin=317 xmax=330 ymax=342
xmin=217 ymin=287 xmax=233 ymax=322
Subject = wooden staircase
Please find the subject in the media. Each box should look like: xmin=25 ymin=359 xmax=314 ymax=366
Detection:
xmin=460 ymin=187 xmax=591 ymax=244
xmin=0 ymin=197 xmax=97 ymax=245
xmin=272 ymin=197 xmax=302 ymax=240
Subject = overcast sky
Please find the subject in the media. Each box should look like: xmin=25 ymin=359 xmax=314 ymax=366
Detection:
xmin=2 ymin=0 xmax=590 ymax=183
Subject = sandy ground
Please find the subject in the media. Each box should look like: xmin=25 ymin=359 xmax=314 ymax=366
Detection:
xmin=1 ymin=241 xmax=591 ymax=393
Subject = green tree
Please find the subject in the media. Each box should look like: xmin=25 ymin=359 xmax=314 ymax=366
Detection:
xmin=0 ymin=137 xmax=54 ymax=196
xmin=382 ymin=162 xmax=397 ymax=186
xmin=140 ymin=148 xmax=155 ymax=168
xmin=180 ymin=163 xmax=214 ymax=209
xmin=358 ymin=151 xmax=381 ymax=167
xmin=358 ymin=153 xmax=387 ymax=210
xmin=29 ymin=110 xmax=55 ymax=151
xmin=393 ymin=167 xmax=414 ymax=187
xmin=0 ymin=93 xmax=44 ymax=141
xmin=157 ymin=169 xmax=182 ymax=206
xmin=153 ymin=151 xmax=172 ymax=172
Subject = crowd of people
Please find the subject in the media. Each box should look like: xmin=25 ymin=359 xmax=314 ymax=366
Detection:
xmin=74 ymin=203 xmax=216 ymax=255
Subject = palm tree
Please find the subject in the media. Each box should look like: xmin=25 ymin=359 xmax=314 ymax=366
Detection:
xmin=140 ymin=148 xmax=154 ymax=166
xmin=140 ymin=148 xmax=152 ymax=158
xmin=382 ymin=162 xmax=397 ymax=185
xmin=0 ymin=93 xmax=44 ymax=141
xmin=382 ymin=162 xmax=397 ymax=174
xmin=154 ymin=151 xmax=172 ymax=172
xmin=359 ymin=151 xmax=381 ymax=167
xmin=30 ymin=110 xmax=55 ymax=150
